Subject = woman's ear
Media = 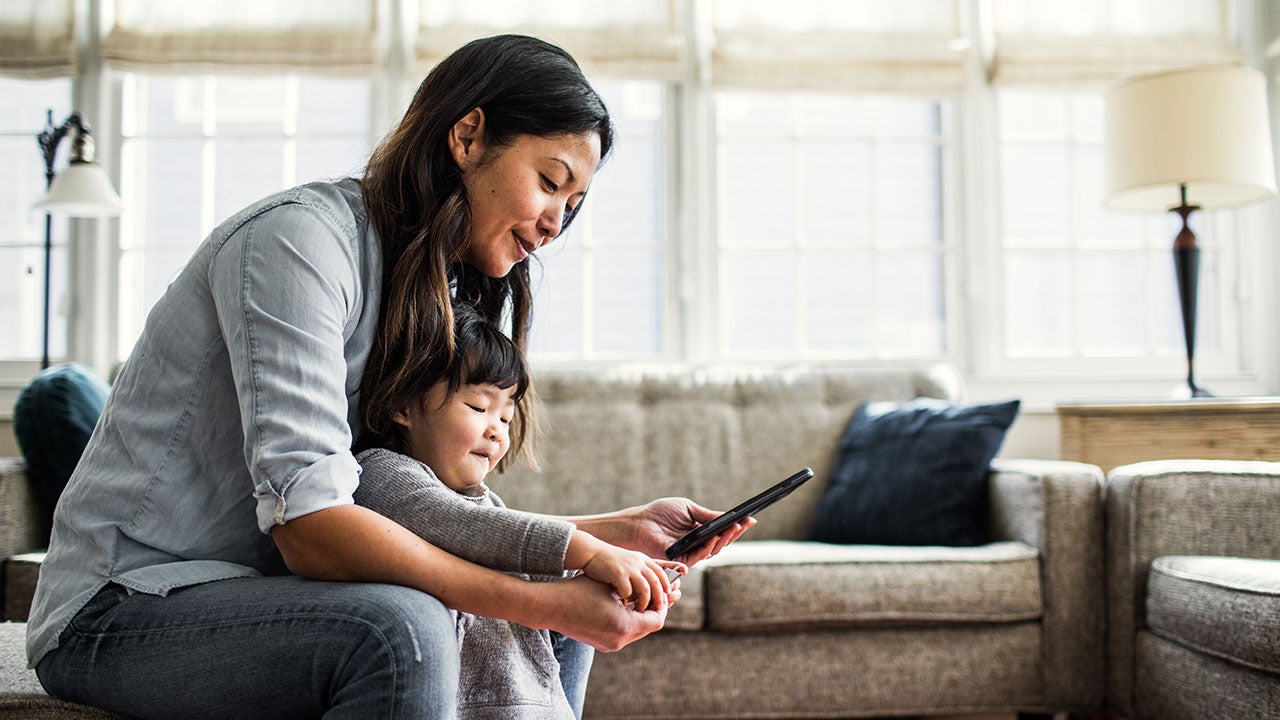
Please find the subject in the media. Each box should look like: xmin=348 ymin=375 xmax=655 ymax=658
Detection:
xmin=448 ymin=107 xmax=486 ymax=168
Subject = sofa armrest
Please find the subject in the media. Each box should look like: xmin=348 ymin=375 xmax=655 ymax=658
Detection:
xmin=988 ymin=459 xmax=1106 ymax=712
xmin=1104 ymin=459 xmax=1280 ymax=716
xmin=0 ymin=458 xmax=51 ymax=559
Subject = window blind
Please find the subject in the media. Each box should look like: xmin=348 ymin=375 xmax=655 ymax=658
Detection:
xmin=990 ymin=0 xmax=1243 ymax=87
xmin=416 ymin=0 xmax=687 ymax=80
xmin=0 ymin=0 xmax=77 ymax=79
xmin=711 ymin=0 xmax=972 ymax=95
xmin=102 ymin=0 xmax=380 ymax=75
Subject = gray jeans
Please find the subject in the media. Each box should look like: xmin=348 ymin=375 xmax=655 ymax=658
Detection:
xmin=36 ymin=576 xmax=593 ymax=719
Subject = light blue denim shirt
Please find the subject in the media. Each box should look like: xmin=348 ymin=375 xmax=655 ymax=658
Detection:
xmin=27 ymin=178 xmax=383 ymax=667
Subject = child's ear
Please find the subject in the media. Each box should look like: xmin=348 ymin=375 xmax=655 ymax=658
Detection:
xmin=391 ymin=407 xmax=412 ymax=429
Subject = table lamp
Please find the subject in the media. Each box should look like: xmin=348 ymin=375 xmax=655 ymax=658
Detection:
xmin=32 ymin=109 xmax=123 ymax=370
xmin=1104 ymin=64 xmax=1277 ymax=398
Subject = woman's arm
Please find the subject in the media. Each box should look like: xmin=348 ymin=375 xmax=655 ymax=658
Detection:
xmin=561 ymin=497 xmax=756 ymax=566
xmin=272 ymin=504 xmax=670 ymax=652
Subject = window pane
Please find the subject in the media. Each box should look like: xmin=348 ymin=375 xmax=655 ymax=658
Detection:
xmin=0 ymin=136 xmax=50 ymax=239
xmin=875 ymin=141 xmax=942 ymax=246
xmin=876 ymin=250 xmax=944 ymax=355
xmin=590 ymin=137 xmax=662 ymax=245
xmin=0 ymin=77 xmax=73 ymax=133
xmin=214 ymin=138 xmax=284 ymax=221
xmin=296 ymin=78 xmax=371 ymax=135
xmin=118 ymin=249 xmax=193 ymax=354
xmin=118 ymin=73 xmax=375 ymax=363
xmin=214 ymin=77 xmax=287 ymax=135
xmin=802 ymin=140 xmax=872 ymax=245
xmin=1001 ymin=143 xmax=1069 ymax=241
xmin=0 ymin=77 xmax=72 ymax=362
xmin=296 ymin=137 xmax=369 ymax=183
xmin=718 ymin=90 xmax=948 ymax=360
xmin=0 ymin=244 xmax=68 ymax=361
xmin=123 ymin=138 xmax=205 ymax=249
xmin=1080 ymin=249 xmax=1146 ymax=352
xmin=1005 ymin=249 xmax=1072 ymax=354
xmin=529 ymin=248 xmax=585 ymax=356
xmin=803 ymin=250 xmax=874 ymax=351
xmin=724 ymin=249 xmax=796 ymax=353
xmin=719 ymin=139 xmax=796 ymax=243
xmin=593 ymin=249 xmax=663 ymax=355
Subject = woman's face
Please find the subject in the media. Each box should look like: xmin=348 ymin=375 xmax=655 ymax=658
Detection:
xmin=450 ymin=110 xmax=602 ymax=278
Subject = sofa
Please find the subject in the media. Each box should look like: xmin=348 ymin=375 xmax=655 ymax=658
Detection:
xmin=1105 ymin=459 xmax=1280 ymax=720
xmin=0 ymin=363 xmax=1109 ymax=718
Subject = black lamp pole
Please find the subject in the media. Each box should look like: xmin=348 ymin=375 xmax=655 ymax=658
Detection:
xmin=35 ymin=110 xmax=93 ymax=371
xmin=1171 ymin=183 xmax=1208 ymax=398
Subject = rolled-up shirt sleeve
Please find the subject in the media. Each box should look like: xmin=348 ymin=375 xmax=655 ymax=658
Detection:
xmin=209 ymin=200 xmax=364 ymax=534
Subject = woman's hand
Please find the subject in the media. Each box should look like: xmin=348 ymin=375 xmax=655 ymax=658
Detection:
xmin=537 ymin=575 xmax=677 ymax=652
xmin=627 ymin=498 xmax=756 ymax=566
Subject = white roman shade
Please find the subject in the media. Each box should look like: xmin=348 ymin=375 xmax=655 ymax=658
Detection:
xmin=990 ymin=0 xmax=1243 ymax=88
xmin=711 ymin=0 xmax=972 ymax=95
xmin=416 ymin=0 xmax=687 ymax=81
xmin=102 ymin=0 xmax=380 ymax=75
xmin=0 ymin=0 xmax=77 ymax=78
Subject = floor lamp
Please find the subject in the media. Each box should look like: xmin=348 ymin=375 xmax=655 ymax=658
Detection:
xmin=32 ymin=110 xmax=122 ymax=370
xmin=1104 ymin=65 xmax=1277 ymax=398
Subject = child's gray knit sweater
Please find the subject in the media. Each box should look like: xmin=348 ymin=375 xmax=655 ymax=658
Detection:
xmin=354 ymin=447 xmax=577 ymax=720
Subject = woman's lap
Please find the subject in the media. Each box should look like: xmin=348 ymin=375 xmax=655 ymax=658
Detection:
xmin=36 ymin=575 xmax=460 ymax=720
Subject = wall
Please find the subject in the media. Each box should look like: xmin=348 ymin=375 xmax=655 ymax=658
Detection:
xmin=1 ymin=421 xmax=17 ymax=457
xmin=1001 ymin=411 xmax=1058 ymax=461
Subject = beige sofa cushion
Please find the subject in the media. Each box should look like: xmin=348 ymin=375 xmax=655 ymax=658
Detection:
xmin=1146 ymin=555 xmax=1280 ymax=675
xmin=698 ymin=540 xmax=1041 ymax=632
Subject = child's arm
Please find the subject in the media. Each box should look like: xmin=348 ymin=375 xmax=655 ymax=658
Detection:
xmin=564 ymin=530 xmax=686 ymax=612
xmin=354 ymin=448 xmax=573 ymax=577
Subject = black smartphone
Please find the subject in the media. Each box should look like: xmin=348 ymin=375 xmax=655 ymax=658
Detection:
xmin=665 ymin=467 xmax=814 ymax=560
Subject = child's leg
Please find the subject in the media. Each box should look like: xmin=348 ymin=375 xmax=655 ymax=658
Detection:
xmin=36 ymin=575 xmax=460 ymax=719
xmin=551 ymin=631 xmax=595 ymax=719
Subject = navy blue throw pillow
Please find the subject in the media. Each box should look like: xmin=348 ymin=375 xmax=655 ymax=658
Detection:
xmin=808 ymin=398 xmax=1020 ymax=547
xmin=13 ymin=363 xmax=109 ymax=522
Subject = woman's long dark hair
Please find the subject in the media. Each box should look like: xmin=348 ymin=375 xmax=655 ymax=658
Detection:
xmin=359 ymin=34 xmax=614 ymax=467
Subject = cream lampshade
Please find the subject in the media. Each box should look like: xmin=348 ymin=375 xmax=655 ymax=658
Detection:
xmin=1104 ymin=64 xmax=1277 ymax=397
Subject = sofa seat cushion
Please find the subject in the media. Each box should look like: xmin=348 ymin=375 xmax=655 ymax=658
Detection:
xmin=700 ymin=540 xmax=1041 ymax=633
xmin=1146 ymin=555 xmax=1280 ymax=674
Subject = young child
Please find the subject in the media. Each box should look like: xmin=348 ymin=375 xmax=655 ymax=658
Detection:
xmin=353 ymin=301 xmax=685 ymax=719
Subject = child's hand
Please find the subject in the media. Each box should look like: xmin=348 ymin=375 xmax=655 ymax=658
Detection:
xmin=580 ymin=541 xmax=686 ymax=613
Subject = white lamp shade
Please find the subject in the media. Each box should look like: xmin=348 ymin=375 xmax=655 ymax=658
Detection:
xmin=33 ymin=160 xmax=123 ymax=217
xmin=1104 ymin=64 xmax=1277 ymax=212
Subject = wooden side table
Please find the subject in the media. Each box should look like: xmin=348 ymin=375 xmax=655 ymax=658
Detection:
xmin=1056 ymin=398 xmax=1280 ymax=474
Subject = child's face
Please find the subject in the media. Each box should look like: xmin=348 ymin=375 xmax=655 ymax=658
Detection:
xmin=395 ymin=382 xmax=517 ymax=492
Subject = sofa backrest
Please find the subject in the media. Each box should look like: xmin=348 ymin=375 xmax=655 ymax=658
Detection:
xmin=492 ymin=364 xmax=962 ymax=542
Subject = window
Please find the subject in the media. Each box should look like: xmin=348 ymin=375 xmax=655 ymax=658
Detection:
xmin=0 ymin=77 xmax=73 ymax=363
xmin=117 ymin=74 xmax=373 ymax=360
xmin=997 ymin=89 xmax=1222 ymax=360
xmin=714 ymin=90 xmax=949 ymax=359
xmin=2 ymin=0 xmax=1276 ymax=410
xmin=529 ymin=80 xmax=670 ymax=360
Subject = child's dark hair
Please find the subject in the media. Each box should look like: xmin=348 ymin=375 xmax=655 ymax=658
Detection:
xmin=358 ymin=301 xmax=531 ymax=469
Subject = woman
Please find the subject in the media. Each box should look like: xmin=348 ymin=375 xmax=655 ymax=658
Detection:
xmin=28 ymin=35 xmax=749 ymax=719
